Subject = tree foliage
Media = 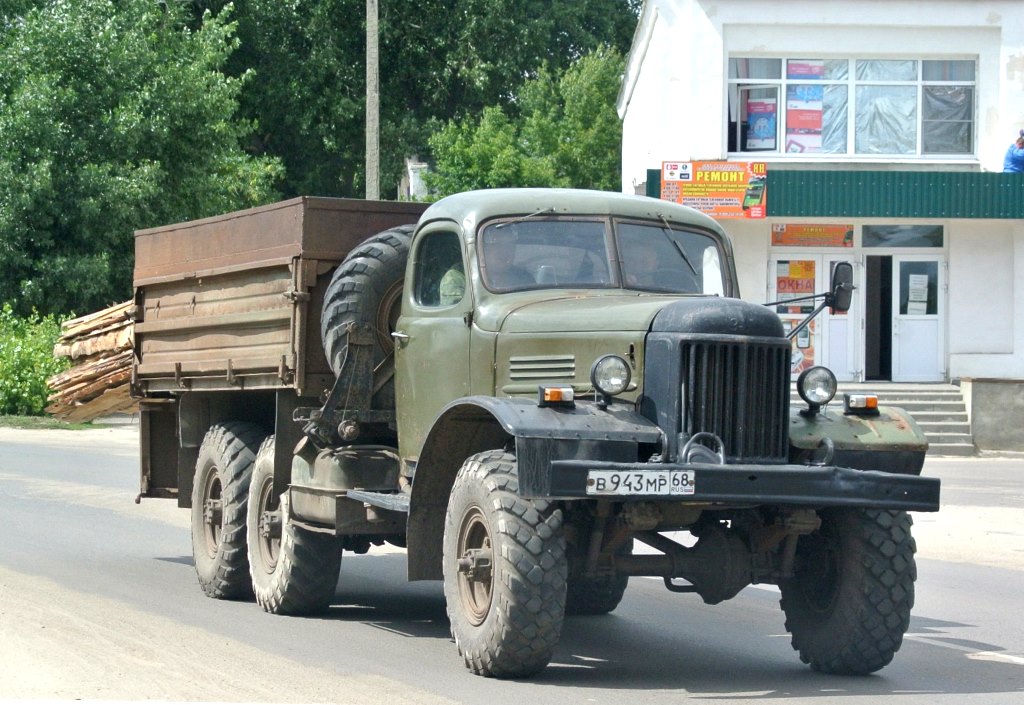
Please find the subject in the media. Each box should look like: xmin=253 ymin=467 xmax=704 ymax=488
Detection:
xmin=206 ymin=0 xmax=639 ymax=198
xmin=0 ymin=0 xmax=639 ymax=317
xmin=426 ymin=48 xmax=626 ymax=196
xmin=0 ymin=304 xmax=66 ymax=416
xmin=0 ymin=0 xmax=282 ymax=316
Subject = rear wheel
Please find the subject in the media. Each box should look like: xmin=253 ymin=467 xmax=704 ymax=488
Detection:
xmin=779 ymin=508 xmax=917 ymax=674
xmin=443 ymin=450 xmax=567 ymax=678
xmin=247 ymin=436 xmax=341 ymax=615
xmin=190 ymin=422 xmax=266 ymax=600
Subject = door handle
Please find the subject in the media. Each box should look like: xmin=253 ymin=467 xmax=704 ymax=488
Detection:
xmin=391 ymin=331 xmax=410 ymax=342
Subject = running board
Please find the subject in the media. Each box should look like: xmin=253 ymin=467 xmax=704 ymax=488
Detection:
xmin=345 ymin=489 xmax=410 ymax=514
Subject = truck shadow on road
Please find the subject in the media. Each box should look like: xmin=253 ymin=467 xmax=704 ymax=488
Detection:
xmin=156 ymin=552 xmax=1023 ymax=697
xmin=326 ymin=555 xmax=1023 ymax=697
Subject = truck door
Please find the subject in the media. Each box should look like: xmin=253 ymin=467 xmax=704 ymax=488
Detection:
xmin=394 ymin=225 xmax=473 ymax=462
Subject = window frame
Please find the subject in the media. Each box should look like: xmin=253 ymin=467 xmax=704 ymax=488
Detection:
xmin=727 ymin=56 xmax=977 ymax=159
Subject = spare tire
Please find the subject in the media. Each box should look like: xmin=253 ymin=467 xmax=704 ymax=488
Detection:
xmin=320 ymin=224 xmax=415 ymax=409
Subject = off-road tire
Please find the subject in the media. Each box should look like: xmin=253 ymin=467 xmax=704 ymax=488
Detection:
xmin=190 ymin=422 xmax=266 ymax=600
xmin=443 ymin=450 xmax=567 ymax=678
xmin=320 ymin=225 xmax=415 ymax=408
xmin=779 ymin=508 xmax=917 ymax=675
xmin=566 ymin=538 xmax=632 ymax=616
xmin=247 ymin=436 xmax=341 ymax=615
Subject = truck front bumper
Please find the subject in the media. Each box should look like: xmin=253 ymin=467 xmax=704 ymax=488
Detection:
xmin=546 ymin=460 xmax=940 ymax=512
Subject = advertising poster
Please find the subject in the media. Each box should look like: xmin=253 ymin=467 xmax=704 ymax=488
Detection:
xmin=746 ymin=98 xmax=777 ymax=150
xmin=661 ymin=161 xmax=767 ymax=219
xmin=785 ymin=60 xmax=824 ymax=153
xmin=775 ymin=259 xmax=815 ymax=314
xmin=772 ymin=224 xmax=853 ymax=247
xmin=782 ymin=319 xmax=816 ymax=375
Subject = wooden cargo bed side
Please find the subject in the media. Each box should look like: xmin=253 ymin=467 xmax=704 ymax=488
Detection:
xmin=133 ymin=197 xmax=427 ymax=395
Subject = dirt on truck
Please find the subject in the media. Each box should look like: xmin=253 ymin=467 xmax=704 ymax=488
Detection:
xmin=132 ymin=188 xmax=940 ymax=679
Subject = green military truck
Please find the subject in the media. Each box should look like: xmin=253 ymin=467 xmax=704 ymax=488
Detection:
xmin=133 ymin=188 xmax=940 ymax=679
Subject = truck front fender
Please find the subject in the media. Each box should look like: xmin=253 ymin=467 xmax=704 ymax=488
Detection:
xmin=406 ymin=396 xmax=663 ymax=581
xmin=788 ymin=405 xmax=929 ymax=475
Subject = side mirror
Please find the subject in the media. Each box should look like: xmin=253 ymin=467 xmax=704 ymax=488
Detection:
xmin=829 ymin=262 xmax=854 ymax=313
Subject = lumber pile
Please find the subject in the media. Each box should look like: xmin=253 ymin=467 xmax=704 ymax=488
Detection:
xmin=46 ymin=300 xmax=138 ymax=422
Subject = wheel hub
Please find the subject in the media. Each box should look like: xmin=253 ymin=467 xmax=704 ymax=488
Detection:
xmin=201 ymin=472 xmax=223 ymax=556
xmin=456 ymin=508 xmax=494 ymax=625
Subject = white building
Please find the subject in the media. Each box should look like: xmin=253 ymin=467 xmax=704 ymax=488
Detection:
xmin=618 ymin=0 xmax=1024 ymax=450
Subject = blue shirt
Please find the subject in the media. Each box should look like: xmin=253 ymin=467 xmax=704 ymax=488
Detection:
xmin=1003 ymin=143 xmax=1024 ymax=173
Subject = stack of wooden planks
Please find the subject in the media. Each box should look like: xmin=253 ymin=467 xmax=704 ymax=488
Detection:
xmin=46 ymin=300 xmax=138 ymax=422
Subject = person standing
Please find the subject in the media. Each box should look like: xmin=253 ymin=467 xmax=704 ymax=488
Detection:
xmin=1003 ymin=129 xmax=1024 ymax=172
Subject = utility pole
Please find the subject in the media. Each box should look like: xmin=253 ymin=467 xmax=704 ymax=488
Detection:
xmin=365 ymin=0 xmax=380 ymax=200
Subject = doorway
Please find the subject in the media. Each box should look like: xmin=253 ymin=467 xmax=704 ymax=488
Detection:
xmin=864 ymin=255 xmax=945 ymax=382
xmin=864 ymin=256 xmax=892 ymax=380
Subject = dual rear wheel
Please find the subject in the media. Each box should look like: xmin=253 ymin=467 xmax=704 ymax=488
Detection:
xmin=190 ymin=425 xmax=339 ymax=614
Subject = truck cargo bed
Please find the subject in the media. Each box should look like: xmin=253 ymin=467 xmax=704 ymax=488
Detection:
xmin=133 ymin=197 xmax=426 ymax=396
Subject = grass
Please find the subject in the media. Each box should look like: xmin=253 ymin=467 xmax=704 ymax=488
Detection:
xmin=0 ymin=415 xmax=96 ymax=430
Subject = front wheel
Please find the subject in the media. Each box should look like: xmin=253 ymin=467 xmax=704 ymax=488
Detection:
xmin=190 ymin=422 xmax=266 ymax=599
xmin=443 ymin=450 xmax=567 ymax=678
xmin=779 ymin=508 xmax=917 ymax=675
xmin=247 ymin=436 xmax=341 ymax=615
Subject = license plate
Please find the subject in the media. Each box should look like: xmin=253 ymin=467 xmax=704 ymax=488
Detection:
xmin=586 ymin=470 xmax=696 ymax=496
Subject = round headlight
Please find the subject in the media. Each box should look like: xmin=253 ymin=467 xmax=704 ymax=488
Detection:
xmin=797 ymin=366 xmax=838 ymax=407
xmin=590 ymin=355 xmax=631 ymax=397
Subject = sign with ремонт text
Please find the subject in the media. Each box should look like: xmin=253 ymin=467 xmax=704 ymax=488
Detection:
xmin=661 ymin=161 xmax=767 ymax=219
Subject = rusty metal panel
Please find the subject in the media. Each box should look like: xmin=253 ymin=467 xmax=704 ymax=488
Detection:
xmin=134 ymin=196 xmax=427 ymax=285
xmin=133 ymin=197 xmax=428 ymax=394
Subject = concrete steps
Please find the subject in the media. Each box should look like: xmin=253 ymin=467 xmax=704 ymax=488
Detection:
xmin=791 ymin=382 xmax=975 ymax=457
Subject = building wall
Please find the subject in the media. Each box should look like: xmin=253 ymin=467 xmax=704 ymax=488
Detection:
xmin=619 ymin=1 xmax=1024 ymax=449
xmin=619 ymin=0 xmax=1024 ymax=188
xmin=723 ymin=217 xmax=1021 ymax=380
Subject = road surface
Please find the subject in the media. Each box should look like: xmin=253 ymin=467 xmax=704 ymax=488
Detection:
xmin=0 ymin=425 xmax=1021 ymax=703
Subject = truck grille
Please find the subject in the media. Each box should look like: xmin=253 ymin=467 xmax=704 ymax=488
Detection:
xmin=680 ymin=339 xmax=791 ymax=464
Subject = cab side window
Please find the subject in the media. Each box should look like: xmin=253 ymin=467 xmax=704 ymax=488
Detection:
xmin=413 ymin=230 xmax=465 ymax=308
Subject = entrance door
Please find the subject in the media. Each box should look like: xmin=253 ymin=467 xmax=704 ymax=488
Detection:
xmin=768 ymin=255 xmax=858 ymax=382
xmin=891 ymin=255 xmax=945 ymax=382
xmin=824 ymin=255 xmax=858 ymax=381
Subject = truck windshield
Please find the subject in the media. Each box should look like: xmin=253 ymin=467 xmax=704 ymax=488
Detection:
xmin=480 ymin=219 xmax=611 ymax=291
xmin=479 ymin=217 xmax=725 ymax=296
xmin=617 ymin=221 xmax=725 ymax=295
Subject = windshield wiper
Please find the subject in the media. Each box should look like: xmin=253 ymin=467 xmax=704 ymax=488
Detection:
xmin=657 ymin=215 xmax=698 ymax=277
xmin=494 ymin=207 xmax=555 ymax=229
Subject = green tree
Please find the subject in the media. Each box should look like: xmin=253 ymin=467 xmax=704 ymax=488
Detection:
xmin=201 ymin=0 xmax=639 ymax=198
xmin=426 ymin=48 xmax=625 ymax=196
xmin=0 ymin=304 xmax=66 ymax=416
xmin=0 ymin=0 xmax=282 ymax=316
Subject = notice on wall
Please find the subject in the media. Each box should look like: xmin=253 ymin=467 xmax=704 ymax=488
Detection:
xmin=661 ymin=161 xmax=767 ymax=219
xmin=772 ymin=224 xmax=853 ymax=247
xmin=907 ymin=273 xmax=930 ymax=315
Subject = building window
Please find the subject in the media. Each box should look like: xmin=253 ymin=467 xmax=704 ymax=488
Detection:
xmin=728 ymin=57 xmax=975 ymax=158
xmin=862 ymin=225 xmax=944 ymax=248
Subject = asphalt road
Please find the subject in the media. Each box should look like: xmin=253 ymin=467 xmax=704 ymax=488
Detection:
xmin=0 ymin=425 xmax=1021 ymax=703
